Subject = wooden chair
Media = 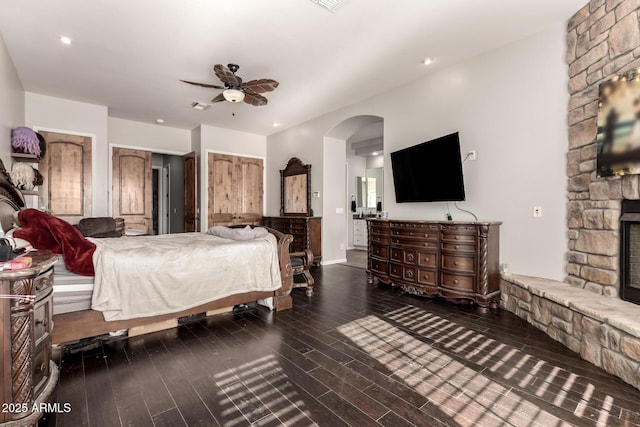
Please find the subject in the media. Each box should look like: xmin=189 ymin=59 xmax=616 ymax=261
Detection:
xmin=290 ymin=248 xmax=314 ymax=296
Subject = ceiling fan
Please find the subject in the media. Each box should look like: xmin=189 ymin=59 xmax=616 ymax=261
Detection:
xmin=181 ymin=63 xmax=279 ymax=106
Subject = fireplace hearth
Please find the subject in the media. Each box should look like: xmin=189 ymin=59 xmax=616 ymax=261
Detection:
xmin=620 ymin=199 xmax=640 ymax=305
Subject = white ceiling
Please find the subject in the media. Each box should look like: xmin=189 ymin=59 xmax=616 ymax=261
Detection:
xmin=0 ymin=0 xmax=587 ymax=136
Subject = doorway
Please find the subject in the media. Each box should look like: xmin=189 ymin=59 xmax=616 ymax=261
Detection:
xmin=152 ymin=153 xmax=184 ymax=234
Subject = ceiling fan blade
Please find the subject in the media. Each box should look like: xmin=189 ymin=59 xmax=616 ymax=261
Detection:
xmin=242 ymin=79 xmax=279 ymax=94
xmin=243 ymin=92 xmax=268 ymax=106
xmin=214 ymin=64 xmax=240 ymax=87
xmin=180 ymin=79 xmax=225 ymax=89
xmin=211 ymin=93 xmax=225 ymax=103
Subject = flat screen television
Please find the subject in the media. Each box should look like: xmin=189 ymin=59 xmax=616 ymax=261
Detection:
xmin=390 ymin=132 xmax=465 ymax=202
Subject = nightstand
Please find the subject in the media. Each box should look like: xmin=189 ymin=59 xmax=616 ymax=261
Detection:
xmin=0 ymin=250 xmax=58 ymax=426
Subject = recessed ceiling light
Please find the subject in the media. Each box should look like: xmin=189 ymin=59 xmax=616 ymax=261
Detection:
xmin=422 ymin=57 xmax=433 ymax=65
xmin=372 ymin=152 xmax=378 ymax=156
xmin=155 ymin=119 xmax=164 ymax=124
xmin=272 ymin=122 xmax=281 ymax=127
xmin=60 ymin=36 xmax=72 ymax=45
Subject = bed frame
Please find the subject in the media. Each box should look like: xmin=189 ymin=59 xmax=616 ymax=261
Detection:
xmin=50 ymin=228 xmax=294 ymax=344
xmin=0 ymin=189 xmax=296 ymax=344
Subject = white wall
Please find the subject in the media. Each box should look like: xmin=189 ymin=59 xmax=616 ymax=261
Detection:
xmin=0 ymin=32 xmax=24 ymax=162
xmin=268 ymin=23 xmax=569 ymax=279
xmin=25 ymin=92 xmax=108 ymax=216
xmin=108 ymin=117 xmax=191 ymax=154
xmin=323 ymin=136 xmax=347 ymax=263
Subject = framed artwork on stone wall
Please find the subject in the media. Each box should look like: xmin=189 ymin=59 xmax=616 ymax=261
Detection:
xmin=596 ymin=67 xmax=640 ymax=177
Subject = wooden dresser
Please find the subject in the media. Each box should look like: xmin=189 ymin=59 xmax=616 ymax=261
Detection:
xmin=1 ymin=251 xmax=58 ymax=426
xmin=367 ymin=219 xmax=501 ymax=312
xmin=263 ymin=216 xmax=322 ymax=265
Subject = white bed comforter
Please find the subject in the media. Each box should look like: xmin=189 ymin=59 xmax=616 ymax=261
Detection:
xmin=89 ymin=232 xmax=282 ymax=321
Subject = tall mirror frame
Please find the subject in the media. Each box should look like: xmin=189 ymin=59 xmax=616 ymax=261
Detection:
xmin=280 ymin=157 xmax=313 ymax=216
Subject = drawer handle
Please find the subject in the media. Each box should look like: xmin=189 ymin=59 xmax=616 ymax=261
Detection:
xmin=455 ymin=245 xmax=459 ymax=250
xmin=407 ymin=254 xmax=414 ymax=262
xmin=406 ymin=270 xmax=414 ymax=277
xmin=424 ymin=234 xmax=429 ymax=238
xmin=424 ymin=257 xmax=429 ymax=262
xmin=454 ymin=261 xmax=459 ymax=266
xmin=424 ymin=274 xmax=429 ymax=280
xmin=455 ymin=236 xmax=460 ymax=240
xmin=453 ymin=279 xmax=459 ymax=284
xmin=39 ymin=362 xmax=46 ymax=372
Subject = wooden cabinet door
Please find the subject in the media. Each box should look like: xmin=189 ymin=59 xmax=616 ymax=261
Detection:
xmin=237 ymin=156 xmax=263 ymax=224
xmin=207 ymin=153 xmax=263 ymax=228
xmin=112 ymin=147 xmax=152 ymax=234
xmin=38 ymin=131 xmax=92 ymax=220
xmin=183 ymin=151 xmax=198 ymax=232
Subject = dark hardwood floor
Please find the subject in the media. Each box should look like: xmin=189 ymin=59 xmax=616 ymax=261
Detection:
xmin=42 ymin=265 xmax=640 ymax=426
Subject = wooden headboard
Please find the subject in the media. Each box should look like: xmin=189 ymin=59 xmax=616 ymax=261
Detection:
xmin=0 ymin=172 xmax=25 ymax=232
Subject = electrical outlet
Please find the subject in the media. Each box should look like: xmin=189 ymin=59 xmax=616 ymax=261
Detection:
xmin=533 ymin=206 xmax=543 ymax=217
xmin=468 ymin=150 xmax=477 ymax=161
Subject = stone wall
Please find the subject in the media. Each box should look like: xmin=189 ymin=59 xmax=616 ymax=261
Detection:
xmin=566 ymin=0 xmax=640 ymax=296
xmin=501 ymin=275 xmax=640 ymax=390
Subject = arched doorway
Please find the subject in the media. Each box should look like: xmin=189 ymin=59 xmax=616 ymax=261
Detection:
xmin=323 ymin=115 xmax=384 ymax=265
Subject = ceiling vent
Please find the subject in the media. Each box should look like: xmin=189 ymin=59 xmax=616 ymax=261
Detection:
xmin=191 ymin=101 xmax=211 ymax=111
xmin=309 ymin=0 xmax=346 ymax=12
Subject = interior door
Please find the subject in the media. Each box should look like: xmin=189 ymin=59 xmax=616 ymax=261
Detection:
xmin=112 ymin=147 xmax=152 ymax=234
xmin=237 ymin=156 xmax=263 ymax=224
xmin=183 ymin=151 xmax=197 ymax=232
xmin=38 ymin=131 xmax=92 ymax=221
xmin=208 ymin=153 xmax=236 ymax=226
xmin=207 ymin=153 xmax=263 ymax=227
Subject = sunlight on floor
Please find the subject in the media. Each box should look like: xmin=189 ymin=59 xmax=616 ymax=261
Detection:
xmin=337 ymin=305 xmax=620 ymax=427
xmin=213 ymin=354 xmax=314 ymax=426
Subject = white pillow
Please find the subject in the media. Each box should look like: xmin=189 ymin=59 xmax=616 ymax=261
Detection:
xmin=206 ymin=225 xmax=268 ymax=240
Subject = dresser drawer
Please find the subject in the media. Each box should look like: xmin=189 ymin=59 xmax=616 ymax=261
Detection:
xmin=370 ymin=244 xmax=389 ymax=260
xmin=389 ymin=247 xmax=406 ymax=264
xmin=389 ymin=262 xmax=402 ymax=279
xmin=32 ymin=341 xmax=51 ymax=397
xmin=389 ymin=263 xmax=417 ymax=283
xmin=370 ymin=234 xmax=390 ymax=245
xmin=442 ymin=224 xmax=477 ymax=244
xmin=390 ymin=225 xmax=439 ymax=241
xmin=368 ymin=220 xmax=389 ymax=233
xmin=369 ymin=258 xmax=389 ymax=275
xmin=34 ymin=295 xmax=52 ymax=347
xmin=417 ymin=251 xmax=437 ymax=268
xmin=391 ymin=236 xmax=439 ymax=249
xmin=417 ymin=268 xmax=437 ymax=285
xmin=440 ymin=272 xmax=474 ymax=292
xmin=441 ymin=242 xmax=476 ymax=253
xmin=441 ymin=254 xmax=476 ymax=273
xmin=441 ymin=224 xmax=477 ymax=235
xmin=34 ymin=267 xmax=54 ymax=292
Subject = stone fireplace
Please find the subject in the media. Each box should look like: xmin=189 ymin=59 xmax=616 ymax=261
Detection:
xmin=620 ymin=199 xmax=640 ymax=304
xmin=501 ymin=0 xmax=640 ymax=392
xmin=565 ymin=0 xmax=640 ymax=299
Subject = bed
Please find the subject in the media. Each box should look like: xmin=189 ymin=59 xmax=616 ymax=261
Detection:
xmin=0 ymin=188 xmax=294 ymax=344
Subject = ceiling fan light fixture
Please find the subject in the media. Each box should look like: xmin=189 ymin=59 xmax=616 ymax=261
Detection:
xmin=223 ymin=88 xmax=245 ymax=103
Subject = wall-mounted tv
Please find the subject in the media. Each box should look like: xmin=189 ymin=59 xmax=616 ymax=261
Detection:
xmin=597 ymin=67 xmax=640 ymax=177
xmin=390 ymin=132 xmax=465 ymax=203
